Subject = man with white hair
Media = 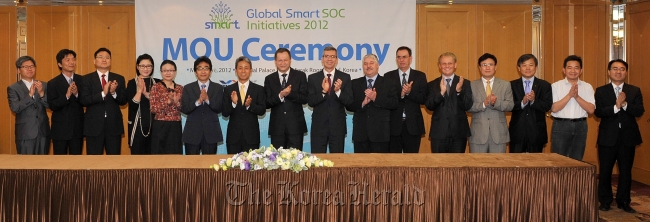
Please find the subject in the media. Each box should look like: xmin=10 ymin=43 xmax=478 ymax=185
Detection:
xmin=347 ymin=54 xmax=400 ymax=153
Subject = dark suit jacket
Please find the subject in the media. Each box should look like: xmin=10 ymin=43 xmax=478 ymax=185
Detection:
xmin=79 ymin=71 xmax=127 ymax=137
xmin=347 ymin=75 xmax=400 ymax=142
xmin=47 ymin=74 xmax=83 ymax=140
xmin=307 ymin=69 xmax=353 ymax=136
xmin=222 ymin=82 xmax=266 ymax=145
xmin=425 ymin=75 xmax=473 ymax=139
xmin=384 ymin=68 xmax=427 ymax=136
xmin=7 ymin=80 xmax=50 ymax=140
xmin=264 ymin=68 xmax=308 ymax=135
xmin=595 ymin=83 xmax=644 ymax=147
xmin=509 ymin=77 xmax=552 ymax=145
xmin=181 ymin=81 xmax=224 ymax=145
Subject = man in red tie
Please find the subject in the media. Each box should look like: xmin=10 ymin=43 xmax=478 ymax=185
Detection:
xmin=80 ymin=47 xmax=127 ymax=155
xmin=307 ymin=46 xmax=353 ymax=153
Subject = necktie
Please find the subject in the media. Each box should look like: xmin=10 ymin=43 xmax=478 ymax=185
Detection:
xmin=615 ymin=86 xmax=621 ymax=98
xmin=367 ymin=79 xmax=374 ymax=89
xmin=445 ymin=78 xmax=452 ymax=96
xmin=326 ymin=74 xmax=332 ymax=95
xmin=68 ymin=77 xmax=73 ymax=85
xmin=486 ymin=80 xmax=492 ymax=96
xmin=402 ymin=74 xmax=407 ymax=86
xmin=240 ymin=84 xmax=246 ymax=105
xmin=525 ymin=80 xmax=531 ymax=94
xmin=201 ymin=84 xmax=206 ymax=90
xmin=101 ymin=74 xmax=107 ymax=88
xmin=281 ymin=74 xmax=287 ymax=88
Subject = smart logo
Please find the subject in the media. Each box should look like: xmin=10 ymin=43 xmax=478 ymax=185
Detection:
xmin=205 ymin=1 xmax=241 ymax=30
xmin=218 ymin=80 xmax=237 ymax=87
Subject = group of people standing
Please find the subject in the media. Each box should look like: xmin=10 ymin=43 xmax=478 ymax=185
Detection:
xmin=7 ymin=45 xmax=644 ymax=213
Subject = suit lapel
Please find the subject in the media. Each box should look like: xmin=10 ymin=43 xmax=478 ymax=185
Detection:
xmin=17 ymin=81 xmax=29 ymax=95
xmin=513 ymin=79 xmax=524 ymax=97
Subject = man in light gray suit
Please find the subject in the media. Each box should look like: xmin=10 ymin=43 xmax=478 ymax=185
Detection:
xmin=7 ymin=56 xmax=50 ymax=154
xmin=468 ymin=53 xmax=514 ymax=153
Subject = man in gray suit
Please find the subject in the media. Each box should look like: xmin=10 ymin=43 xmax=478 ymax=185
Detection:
xmin=468 ymin=53 xmax=514 ymax=153
xmin=7 ymin=56 xmax=50 ymax=154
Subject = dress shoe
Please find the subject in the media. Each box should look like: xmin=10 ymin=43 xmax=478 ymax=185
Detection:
xmin=599 ymin=203 xmax=610 ymax=211
xmin=617 ymin=204 xmax=636 ymax=213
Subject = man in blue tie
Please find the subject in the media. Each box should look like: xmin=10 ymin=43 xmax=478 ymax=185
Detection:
xmin=347 ymin=54 xmax=400 ymax=153
xmin=595 ymin=59 xmax=644 ymax=213
xmin=181 ymin=56 xmax=224 ymax=155
xmin=509 ymin=54 xmax=552 ymax=153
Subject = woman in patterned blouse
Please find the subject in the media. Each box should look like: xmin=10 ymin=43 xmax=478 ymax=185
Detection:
xmin=149 ymin=60 xmax=184 ymax=154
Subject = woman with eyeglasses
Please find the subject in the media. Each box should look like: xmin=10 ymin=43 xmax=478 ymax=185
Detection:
xmin=126 ymin=54 xmax=160 ymax=154
xmin=149 ymin=60 xmax=184 ymax=154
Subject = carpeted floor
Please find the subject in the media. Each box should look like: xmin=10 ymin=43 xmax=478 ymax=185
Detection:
xmin=599 ymin=175 xmax=650 ymax=221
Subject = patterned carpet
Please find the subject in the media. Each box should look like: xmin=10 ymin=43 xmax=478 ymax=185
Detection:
xmin=599 ymin=176 xmax=650 ymax=221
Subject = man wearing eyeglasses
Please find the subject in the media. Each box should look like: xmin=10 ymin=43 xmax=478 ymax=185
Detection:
xmin=595 ymin=59 xmax=644 ymax=213
xmin=264 ymin=48 xmax=309 ymax=150
xmin=307 ymin=46 xmax=353 ymax=153
xmin=468 ymin=53 xmax=514 ymax=153
xmin=384 ymin=46 xmax=427 ymax=153
xmin=181 ymin=56 xmax=224 ymax=155
xmin=47 ymin=49 xmax=84 ymax=155
xmin=8 ymin=56 xmax=50 ymax=154
xmin=80 ymin=47 xmax=127 ymax=155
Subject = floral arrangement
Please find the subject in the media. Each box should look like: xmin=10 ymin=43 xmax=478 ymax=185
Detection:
xmin=210 ymin=145 xmax=334 ymax=173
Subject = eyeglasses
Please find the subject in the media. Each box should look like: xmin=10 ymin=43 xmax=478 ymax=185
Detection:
xmin=161 ymin=69 xmax=176 ymax=73
xmin=96 ymin=56 xmax=111 ymax=60
xmin=20 ymin=65 xmax=35 ymax=69
xmin=196 ymin=67 xmax=211 ymax=71
xmin=322 ymin=55 xmax=337 ymax=59
xmin=480 ymin=63 xmax=495 ymax=67
xmin=138 ymin=65 xmax=153 ymax=69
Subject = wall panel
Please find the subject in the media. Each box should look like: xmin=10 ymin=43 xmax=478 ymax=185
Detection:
xmin=628 ymin=0 xmax=650 ymax=185
xmin=543 ymin=0 xmax=609 ymax=166
xmin=0 ymin=7 xmax=17 ymax=155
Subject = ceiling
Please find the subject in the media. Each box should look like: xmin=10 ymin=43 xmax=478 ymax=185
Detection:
xmin=0 ymin=0 xmax=134 ymax=6
xmin=0 ymin=0 xmax=539 ymax=6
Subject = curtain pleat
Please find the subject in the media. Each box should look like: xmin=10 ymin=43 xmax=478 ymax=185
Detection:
xmin=0 ymin=167 xmax=596 ymax=221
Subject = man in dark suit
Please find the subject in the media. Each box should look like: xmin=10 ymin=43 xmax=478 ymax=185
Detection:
xmin=80 ymin=48 xmax=127 ymax=155
xmin=425 ymin=52 xmax=472 ymax=153
xmin=307 ymin=46 xmax=353 ymax=153
xmin=48 ymin=49 xmax=83 ymax=155
xmin=222 ymin=56 xmax=266 ymax=154
xmin=384 ymin=46 xmax=427 ymax=153
xmin=595 ymin=59 xmax=645 ymax=213
xmin=264 ymin=48 xmax=308 ymax=150
xmin=7 ymin=56 xmax=50 ymax=154
xmin=181 ymin=56 xmax=224 ymax=155
xmin=347 ymin=54 xmax=400 ymax=153
xmin=509 ymin=54 xmax=552 ymax=153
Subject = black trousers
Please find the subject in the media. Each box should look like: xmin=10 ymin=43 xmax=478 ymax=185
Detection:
xmin=389 ymin=120 xmax=421 ymax=153
xmin=271 ymin=133 xmax=304 ymax=150
xmin=354 ymin=139 xmax=389 ymax=153
xmin=510 ymin=139 xmax=544 ymax=153
xmin=598 ymin=133 xmax=636 ymax=205
xmin=185 ymin=136 xmax=218 ymax=155
xmin=52 ymin=138 xmax=83 ymax=155
xmin=86 ymin=122 xmax=121 ymax=155
xmin=151 ymin=120 xmax=183 ymax=154
xmin=310 ymin=132 xmax=345 ymax=153
xmin=129 ymin=127 xmax=152 ymax=155
xmin=430 ymin=136 xmax=467 ymax=153
xmin=227 ymin=130 xmax=260 ymax=154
